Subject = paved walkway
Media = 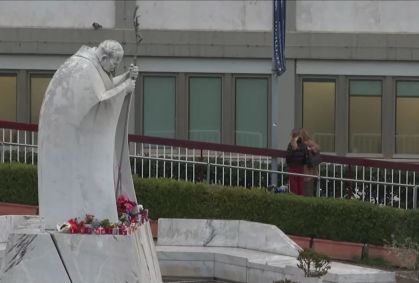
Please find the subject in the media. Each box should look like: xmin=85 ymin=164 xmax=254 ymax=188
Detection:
xmin=0 ymin=202 xmax=37 ymax=215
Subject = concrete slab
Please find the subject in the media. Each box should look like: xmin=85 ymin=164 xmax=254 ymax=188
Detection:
xmin=0 ymin=232 xmax=71 ymax=283
xmin=156 ymin=218 xmax=396 ymax=283
xmin=285 ymin=263 xmax=396 ymax=283
xmin=247 ymin=268 xmax=286 ymax=283
xmin=215 ymin=253 xmax=247 ymax=267
xmin=157 ymin=218 xmax=240 ymax=247
xmin=157 ymin=218 xmax=300 ymax=257
xmin=215 ymin=260 xmax=247 ymax=282
xmin=137 ymin=222 xmax=162 ymax=282
xmin=238 ymin=220 xmax=301 ymax=257
xmin=0 ymin=217 xmax=163 ymax=283
xmin=157 ymin=246 xmax=298 ymax=281
xmin=158 ymin=250 xmax=215 ymax=262
xmin=53 ymin=223 xmax=162 ymax=283
xmin=323 ymin=262 xmax=396 ymax=283
xmin=249 ymin=255 xmax=297 ymax=273
xmin=159 ymin=260 xmax=214 ymax=278
xmin=0 ymin=215 xmax=32 ymax=243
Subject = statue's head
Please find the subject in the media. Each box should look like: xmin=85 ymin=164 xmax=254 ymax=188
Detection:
xmin=96 ymin=40 xmax=124 ymax=74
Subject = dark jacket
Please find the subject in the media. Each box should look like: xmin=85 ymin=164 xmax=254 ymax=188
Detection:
xmin=286 ymin=139 xmax=307 ymax=166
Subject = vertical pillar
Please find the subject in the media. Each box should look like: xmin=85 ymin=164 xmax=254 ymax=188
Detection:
xmin=271 ymin=73 xmax=280 ymax=186
xmin=382 ymin=76 xmax=394 ymax=158
xmin=222 ymin=74 xmax=234 ymax=145
xmin=176 ymin=73 xmax=187 ymax=140
xmin=16 ymin=70 xmax=29 ymax=123
xmin=335 ymin=75 xmax=348 ymax=155
xmin=277 ymin=60 xmax=296 ymax=150
xmin=135 ymin=73 xmax=144 ymax=135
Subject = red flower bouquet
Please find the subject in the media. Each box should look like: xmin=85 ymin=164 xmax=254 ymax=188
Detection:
xmin=57 ymin=195 xmax=147 ymax=235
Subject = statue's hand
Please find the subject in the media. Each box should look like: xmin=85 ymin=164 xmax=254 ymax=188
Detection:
xmin=127 ymin=79 xmax=136 ymax=94
xmin=129 ymin=64 xmax=139 ymax=80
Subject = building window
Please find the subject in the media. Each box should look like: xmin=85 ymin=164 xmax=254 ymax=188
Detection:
xmin=349 ymin=80 xmax=382 ymax=153
xmin=302 ymin=80 xmax=335 ymax=152
xmin=188 ymin=77 xmax=221 ymax=143
xmin=396 ymin=81 xmax=419 ymax=154
xmin=143 ymin=76 xmax=176 ymax=138
xmin=30 ymin=74 xmax=52 ymax=123
xmin=235 ymin=77 xmax=268 ymax=148
xmin=0 ymin=75 xmax=17 ymax=121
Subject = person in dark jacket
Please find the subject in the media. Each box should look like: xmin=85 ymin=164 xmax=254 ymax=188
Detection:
xmin=300 ymin=128 xmax=320 ymax=196
xmin=286 ymin=128 xmax=307 ymax=196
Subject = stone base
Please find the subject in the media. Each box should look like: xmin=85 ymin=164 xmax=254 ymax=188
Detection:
xmin=0 ymin=217 xmax=162 ymax=283
xmin=156 ymin=218 xmax=396 ymax=283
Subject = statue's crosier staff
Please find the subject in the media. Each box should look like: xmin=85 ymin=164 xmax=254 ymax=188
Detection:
xmin=115 ymin=6 xmax=143 ymax=197
xmin=132 ymin=6 xmax=143 ymax=68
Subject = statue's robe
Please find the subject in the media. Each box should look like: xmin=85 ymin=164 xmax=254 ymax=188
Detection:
xmin=38 ymin=46 xmax=136 ymax=229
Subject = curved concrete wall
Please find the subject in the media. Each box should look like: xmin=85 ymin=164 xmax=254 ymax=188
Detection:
xmin=297 ymin=0 xmax=419 ymax=33
xmin=0 ymin=1 xmax=115 ymax=28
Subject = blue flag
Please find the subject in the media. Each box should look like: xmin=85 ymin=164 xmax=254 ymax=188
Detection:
xmin=273 ymin=0 xmax=286 ymax=76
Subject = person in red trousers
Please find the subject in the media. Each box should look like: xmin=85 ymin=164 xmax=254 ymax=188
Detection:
xmin=285 ymin=128 xmax=307 ymax=196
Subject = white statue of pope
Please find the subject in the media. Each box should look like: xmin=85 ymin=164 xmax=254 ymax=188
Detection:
xmin=38 ymin=40 xmax=139 ymax=229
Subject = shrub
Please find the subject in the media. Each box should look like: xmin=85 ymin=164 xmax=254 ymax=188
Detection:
xmin=134 ymin=176 xmax=406 ymax=245
xmin=0 ymin=163 xmax=418 ymax=246
xmin=297 ymin=249 xmax=330 ymax=277
xmin=0 ymin=163 xmax=37 ymax=205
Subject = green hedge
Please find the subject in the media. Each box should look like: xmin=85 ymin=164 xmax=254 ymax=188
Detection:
xmin=0 ymin=163 xmax=38 ymax=205
xmin=134 ymin=176 xmax=407 ymax=245
xmin=0 ymin=163 xmax=415 ymax=245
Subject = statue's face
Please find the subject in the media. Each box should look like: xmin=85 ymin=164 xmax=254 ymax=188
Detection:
xmin=101 ymin=52 xmax=122 ymax=74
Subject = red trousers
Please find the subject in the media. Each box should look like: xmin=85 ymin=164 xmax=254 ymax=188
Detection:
xmin=288 ymin=165 xmax=304 ymax=196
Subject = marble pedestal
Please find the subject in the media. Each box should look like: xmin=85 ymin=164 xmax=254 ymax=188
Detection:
xmin=0 ymin=217 xmax=162 ymax=283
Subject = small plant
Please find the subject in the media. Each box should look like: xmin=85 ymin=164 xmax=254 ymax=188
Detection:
xmin=99 ymin=218 xmax=112 ymax=228
xmin=297 ymin=249 xmax=331 ymax=277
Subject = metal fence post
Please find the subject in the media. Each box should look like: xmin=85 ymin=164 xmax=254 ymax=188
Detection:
xmin=206 ymin=162 xmax=211 ymax=183
xmin=316 ymin=165 xmax=321 ymax=197
xmin=413 ymin=186 xmax=418 ymax=209
xmin=346 ymin=165 xmax=353 ymax=199
xmin=198 ymin=149 xmax=204 ymax=182
xmin=271 ymin=157 xmax=278 ymax=186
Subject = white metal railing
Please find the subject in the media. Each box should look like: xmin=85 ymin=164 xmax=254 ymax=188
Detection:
xmin=2 ymin=120 xmax=419 ymax=210
xmin=317 ymin=162 xmax=418 ymax=209
xmin=129 ymin=143 xmax=275 ymax=188
xmin=1 ymin=128 xmax=38 ymax=165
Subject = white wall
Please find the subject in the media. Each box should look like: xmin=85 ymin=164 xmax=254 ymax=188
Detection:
xmin=137 ymin=0 xmax=272 ymax=31
xmin=297 ymin=0 xmax=419 ymax=33
xmin=297 ymin=60 xmax=419 ymax=77
xmin=0 ymin=1 xmax=115 ymax=28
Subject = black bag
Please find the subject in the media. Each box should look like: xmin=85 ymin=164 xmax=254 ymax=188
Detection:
xmin=285 ymin=146 xmax=293 ymax=165
xmin=306 ymin=150 xmax=321 ymax=167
